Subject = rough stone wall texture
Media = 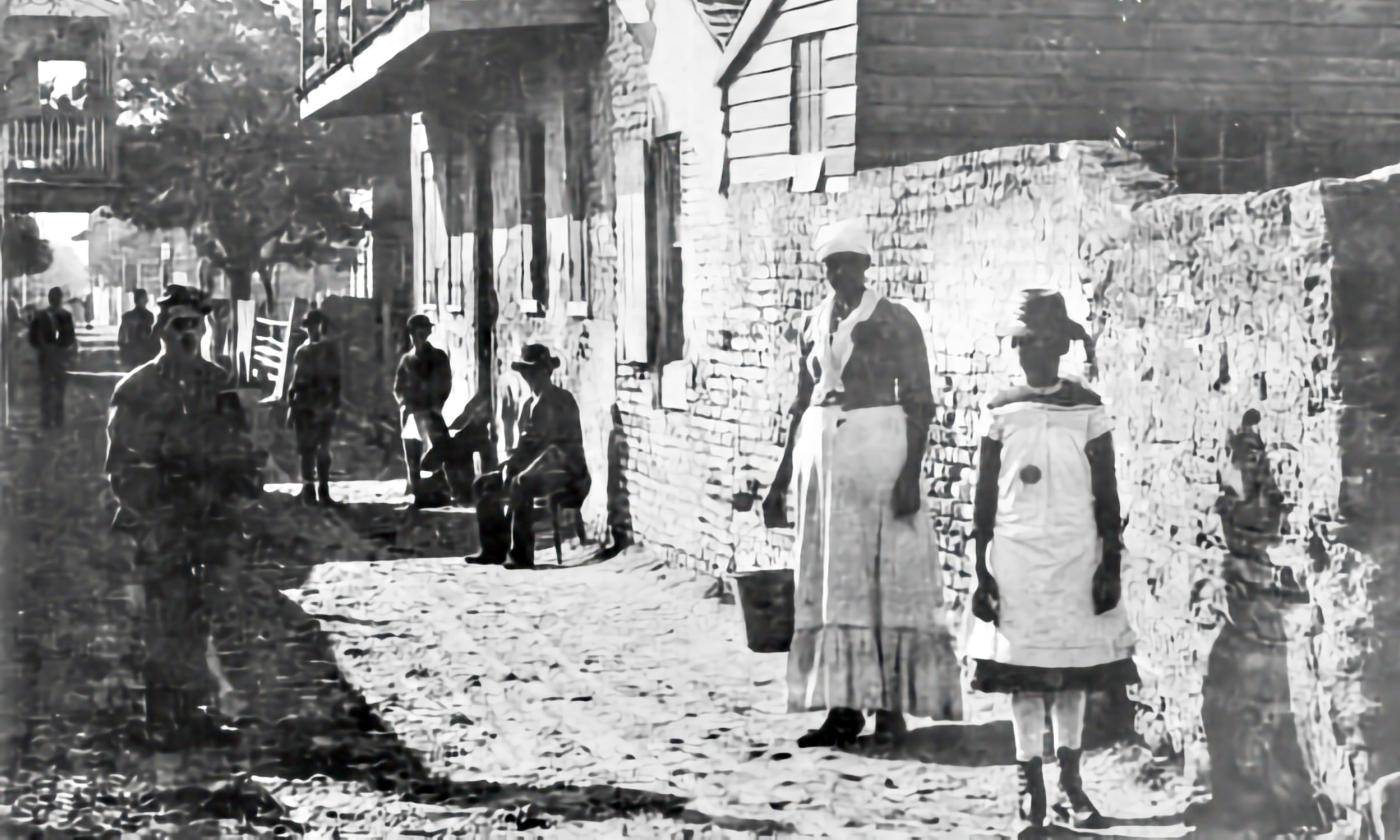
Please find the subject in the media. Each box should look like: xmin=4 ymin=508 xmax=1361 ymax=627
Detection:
xmin=1084 ymin=183 xmax=1351 ymax=808
xmin=1315 ymin=172 xmax=1400 ymax=820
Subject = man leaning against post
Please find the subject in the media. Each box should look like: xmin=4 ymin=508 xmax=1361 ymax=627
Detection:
xmin=393 ymin=313 xmax=452 ymax=508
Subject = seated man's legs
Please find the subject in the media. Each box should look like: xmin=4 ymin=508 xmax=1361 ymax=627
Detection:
xmin=504 ymin=456 xmax=584 ymax=567
xmin=442 ymin=428 xmax=492 ymax=503
xmin=402 ymin=438 xmax=423 ymax=496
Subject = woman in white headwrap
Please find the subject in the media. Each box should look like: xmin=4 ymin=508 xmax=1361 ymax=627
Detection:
xmin=763 ymin=219 xmax=962 ymax=748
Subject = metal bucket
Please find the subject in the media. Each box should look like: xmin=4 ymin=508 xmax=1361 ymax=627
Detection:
xmin=731 ymin=568 xmax=795 ymax=653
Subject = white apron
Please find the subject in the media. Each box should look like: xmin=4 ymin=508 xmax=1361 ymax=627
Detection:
xmin=963 ymin=399 xmax=1136 ymax=668
xmin=785 ymin=291 xmax=962 ymax=718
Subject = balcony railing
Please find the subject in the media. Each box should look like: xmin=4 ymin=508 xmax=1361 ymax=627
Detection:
xmin=5 ymin=111 xmax=115 ymax=180
xmin=301 ymin=0 xmax=403 ymax=83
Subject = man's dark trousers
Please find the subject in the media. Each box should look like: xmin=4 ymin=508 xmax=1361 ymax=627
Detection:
xmin=37 ymin=363 xmax=66 ymax=428
xmin=474 ymin=453 xmax=588 ymax=564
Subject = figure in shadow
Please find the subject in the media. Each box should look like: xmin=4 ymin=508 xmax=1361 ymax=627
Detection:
xmin=1188 ymin=409 xmax=1331 ymax=836
xmin=604 ymin=403 xmax=634 ymax=555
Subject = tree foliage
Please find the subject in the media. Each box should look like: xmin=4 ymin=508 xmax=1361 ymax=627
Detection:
xmin=107 ymin=0 xmax=391 ymax=303
xmin=3 ymin=214 xmax=53 ymax=278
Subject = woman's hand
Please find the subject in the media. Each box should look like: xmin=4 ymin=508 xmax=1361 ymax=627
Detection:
xmin=972 ymin=574 xmax=1000 ymax=625
xmin=762 ymin=485 xmax=790 ymax=528
xmin=892 ymin=469 xmax=921 ymax=518
xmin=1092 ymin=558 xmax=1122 ymax=615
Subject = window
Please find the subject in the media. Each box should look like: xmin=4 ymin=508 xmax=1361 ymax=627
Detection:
xmin=792 ymin=34 xmax=824 ymax=155
xmin=648 ymin=135 xmax=684 ymax=371
xmin=519 ymin=116 xmax=548 ymax=311
xmin=417 ymin=149 xmax=438 ymax=306
xmin=564 ymin=84 xmax=591 ymax=313
xmin=37 ymin=60 xmax=87 ymax=109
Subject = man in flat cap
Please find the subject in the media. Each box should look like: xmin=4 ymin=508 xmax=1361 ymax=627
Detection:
xmin=393 ymin=312 xmax=453 ymax=507
xmin=287 ymin=308 xmax=342 ymax=505
xmin=465 ymin=344 xmax=589 ymax=569
xmin=106 ymin=284 xmax=263 ymax=749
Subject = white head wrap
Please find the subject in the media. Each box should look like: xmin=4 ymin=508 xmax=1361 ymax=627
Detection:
xmin=812 ymin=218 xmax=872 ymax=262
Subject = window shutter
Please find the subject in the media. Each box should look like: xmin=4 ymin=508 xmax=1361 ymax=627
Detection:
xmin=616 ymin=138 xmax=649 ymax=363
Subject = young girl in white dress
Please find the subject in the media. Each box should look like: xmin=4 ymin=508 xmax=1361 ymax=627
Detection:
xmin=966 ymin=290 xmax=1139 ymax=833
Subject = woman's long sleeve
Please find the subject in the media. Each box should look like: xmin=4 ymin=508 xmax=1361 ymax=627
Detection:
xmin=1086 ymin=432 xmax=1123 ymax=566
xmin=974 ymin=437 xmax=1002 ymax=541
xmin=895 ymin=308 xmax=934 ymax=427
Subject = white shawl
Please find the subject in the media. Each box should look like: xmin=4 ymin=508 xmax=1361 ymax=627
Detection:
xmin=806 ymin=288 xmax=881 ymax=406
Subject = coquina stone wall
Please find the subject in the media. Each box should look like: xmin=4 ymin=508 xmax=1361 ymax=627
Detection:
xmin=603 ymin=7 xmax=1400 ymax=817
xmin=410 ymin=12 xmax=1400 ymax=828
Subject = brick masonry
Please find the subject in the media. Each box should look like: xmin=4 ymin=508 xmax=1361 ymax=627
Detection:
xmin=595 ymin=12 xmax=1400 ymax=825
xmin=399 ymin=7 xmax=1400 ymax=828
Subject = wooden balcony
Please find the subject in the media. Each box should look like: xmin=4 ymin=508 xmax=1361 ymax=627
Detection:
xmin=299 ymin=0 xmax=604 ymax=120
xmin=6 ymin=111 xmax=115 ymax=179
xmin=4 ymin=109 xmax=118 ymax=212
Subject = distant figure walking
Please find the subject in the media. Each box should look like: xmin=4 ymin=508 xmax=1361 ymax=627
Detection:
xmin=27 ymin=286 xmax=76 ymax=428
xmin=287 ymin=309 xmax=343 ymax=505
xmin=118 ymin=288 xmax=158 ymax=369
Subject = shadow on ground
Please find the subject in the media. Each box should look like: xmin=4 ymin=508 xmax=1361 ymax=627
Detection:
xmin=0 ymin=405 xmax=783 ymax=835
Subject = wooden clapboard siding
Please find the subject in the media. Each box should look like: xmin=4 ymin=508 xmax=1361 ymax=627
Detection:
xmin=855 ymin=0 xmax=1400 ymax=187
xmin=825 ymin=84 xmax=856 ymax=116
xmin=728 ymin=68 xmax=792 ymax=105
xmin=729 ymin=152 xmax=796 ymax=184
xmin=728 ymin=125 xmax=792 ymax=159
xmin=740 ymin=41 xmax=793 ymax=76
xmin=727 ymin=97 xmax=791 ymax=132
xmin=721 ymin=0 xmax=859 ymax=187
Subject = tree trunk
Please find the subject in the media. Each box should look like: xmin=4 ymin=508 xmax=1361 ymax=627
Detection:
xmin=226 ymin=264 xmax=253 ymax=301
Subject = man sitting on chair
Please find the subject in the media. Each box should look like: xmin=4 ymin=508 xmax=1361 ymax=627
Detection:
xmin=466 ymin=345 xmax=589 ymax=569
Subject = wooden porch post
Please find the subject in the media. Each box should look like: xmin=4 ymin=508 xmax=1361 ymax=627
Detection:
xmin=300 ymin=0 xmax=317 ymax=77
xmin=324 ymin=0 xmax=343 ymax=61
xmin=350 ymin=0 xmax=367 ymax=43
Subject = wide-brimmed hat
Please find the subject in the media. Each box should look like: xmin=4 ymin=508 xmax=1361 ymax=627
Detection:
xmin=511 ymin=344 xmax=560 ymax=372
xmin=406 ymin=313 xmax=434 ymax=331
xmin=155 ymin=284 xmax=212 ymax=315
xmin=996 ymin=289 xmax=1088 ymax=343
xmin=812 ymin=218 xmax=873 ymax=262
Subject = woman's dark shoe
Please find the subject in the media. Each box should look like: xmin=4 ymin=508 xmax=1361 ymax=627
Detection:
xmin=298 ymin=484 xmax=317 ymax=506
xmin=1015 ymin=757 xmax=1047 ymax=834
xmin=464 ymin=553 xmax=505 ymax=566
xmin=796 ymin=708 xmax=864 ymax=748
xmin=1052 ymin=746 xmax=1107 ymax=828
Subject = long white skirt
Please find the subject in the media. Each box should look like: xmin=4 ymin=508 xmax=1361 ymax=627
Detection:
xmin=786 ymin=404 xmax=963 ymax=718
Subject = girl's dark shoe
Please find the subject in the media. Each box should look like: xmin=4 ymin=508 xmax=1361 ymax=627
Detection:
xmin=1052 ymin=746 xmax=1107 ymax=828
xmin=317 ymin=482 xmax=344 ymax=507
xmin=298 ymin=484 xmax=317 ymax=505
xmin=796 ymin=708 xmax=864 ymax=748
xmin=1016 ymin=756 xmax=1047 ymax=834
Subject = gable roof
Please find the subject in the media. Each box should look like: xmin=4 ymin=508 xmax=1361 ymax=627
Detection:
xmin=690 ymin=0 xmax=748 ymax=45
xmin=713 ymin=0 xmax=779 ymax=83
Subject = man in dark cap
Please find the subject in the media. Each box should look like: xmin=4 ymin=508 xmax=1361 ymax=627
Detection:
xmin=465 ymin=344 xmax=589 ymax=569
xmin=118 ymin=287 xmax=157 ymax=370
xmin=287 ymin=309 xmax=342 ymax=505
xmin=27 ymin=286 xmax=76 ymax=428
xmin=106 ymin=284 xmax=263 ymax=749
xmin=394 ymin=312 xmax=453 ymax=507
